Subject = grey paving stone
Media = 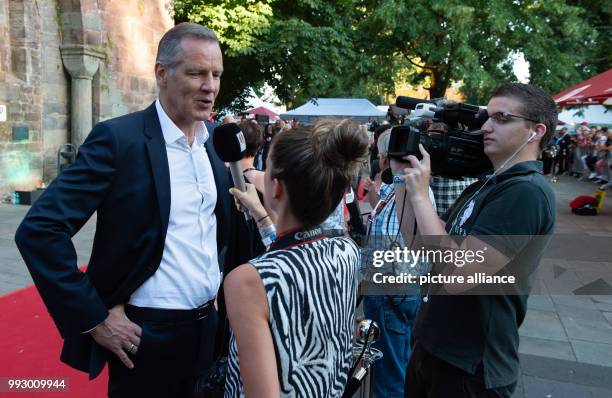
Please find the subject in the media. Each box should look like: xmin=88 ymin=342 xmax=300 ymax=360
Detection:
xmin=603 ymin=312 xmax=612 ymax=325
xmin=544 ymin=270 xmax=587 ymax=295
xmin=0 ymin=245 xmax=23 ymax=262
xmin=570 ymin=340 xmax=612 ymax=368
xmin=586 ymin=231 xmax=612 ymax=238
xmin=556 ymin=305 xmax=612 ymax=345
xmin=527 ymin=294 xmax=556 ymax=311
xmin=519 ymin=353 xmax=612 ymax=390
xmin=592 ymin=295 xmax=612 ymax=305
xmin=0 ymin=237 xmax=17 ymax=248
xmin=519 ymin=309 xmax=568 ymax=342
xmin=0 ymin=271 xmax=31 ymax=282
xmin=3 ymin=258 xmax=28 ymax=272
xmin=0 ymin=281 xmax=27 ymax=297
xmin=0 ymin=225 xmax=19 ymax=236
xmin=519 ymin=336 xmax=577 ymax=362
xmin=551 ymin=295 xmax=598 ymax=310
xmin=521 ymin=375 xmax=612 ymax=398
xmin=512 ymin=376 xmax=525 ymax=398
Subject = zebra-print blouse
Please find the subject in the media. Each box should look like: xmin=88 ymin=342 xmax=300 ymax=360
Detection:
xmin=224 ymin=236 xmax=360 ymax=397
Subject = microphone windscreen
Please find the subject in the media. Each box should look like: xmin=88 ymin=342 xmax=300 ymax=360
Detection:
xmin=395 ymin=96 xmax=435 ymax=110
xmin=213 ymin=123 xmax=247 ymax=162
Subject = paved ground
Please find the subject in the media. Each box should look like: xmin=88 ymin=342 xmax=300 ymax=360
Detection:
xmin=1 ymin=174 xmax=611 ymax=397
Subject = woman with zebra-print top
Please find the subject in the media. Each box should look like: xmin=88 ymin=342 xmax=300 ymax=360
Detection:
xmin=225 ymin=119 xmax=369 ymax=397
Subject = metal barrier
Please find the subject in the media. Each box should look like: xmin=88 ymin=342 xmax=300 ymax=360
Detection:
xmin=345 ymin=319 xmax=382 ymax=398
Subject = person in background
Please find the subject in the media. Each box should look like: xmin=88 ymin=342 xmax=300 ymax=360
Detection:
xmin=222 ymin=115 xmax=236 ymax=124
xmin=594 ymin=127 xmax=610 ymax=184
xmin=362 ymin=128 xmax=435 ymax=398
xmin=572 ymin=125 xmax=589 ymax=179
xmin=257 ymin=123 xmax=276 ymax=171
xmin=363 ymin=124 xmax=392 ymax=208
xmin=239 ymin=120 xmax=265 ymax=192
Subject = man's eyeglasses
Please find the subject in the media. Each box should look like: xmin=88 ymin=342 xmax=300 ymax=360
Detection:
xmin=487 ymin=112 xmax=538 ymax=125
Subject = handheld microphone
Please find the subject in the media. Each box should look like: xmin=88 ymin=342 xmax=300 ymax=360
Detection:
xmin=213 ymin=123 xmax=251 ymax=219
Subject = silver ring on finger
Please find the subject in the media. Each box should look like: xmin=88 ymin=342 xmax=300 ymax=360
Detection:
xmin=128 ymin=343 xmax=136 ymax=354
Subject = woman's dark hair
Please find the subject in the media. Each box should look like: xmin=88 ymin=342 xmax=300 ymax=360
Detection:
xmin=269 ymin=118 xmax=368 ymax=228
xmin=239 ymin=120 xmax=263 ymax=157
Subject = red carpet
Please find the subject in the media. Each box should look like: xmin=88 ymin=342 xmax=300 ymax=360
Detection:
xmin=0 ymin=284 xmax=107 ymax=397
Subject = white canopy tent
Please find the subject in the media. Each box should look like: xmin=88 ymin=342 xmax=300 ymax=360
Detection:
xmin=280 ymin=98 xmax=386 ymax=124
xmin=557 ymin=105 xmax=611 ymax=127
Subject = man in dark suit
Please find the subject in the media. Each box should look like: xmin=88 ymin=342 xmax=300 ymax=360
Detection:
xmin=15 ymin=23 xmax=231 ymax=397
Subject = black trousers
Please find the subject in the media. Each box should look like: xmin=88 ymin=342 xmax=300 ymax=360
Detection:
xmin=404 ymin=342 xmax=515 ymax=398
xmin=107 ymin=304 xmax=218 ymax=398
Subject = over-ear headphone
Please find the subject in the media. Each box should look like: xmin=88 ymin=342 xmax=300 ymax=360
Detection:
xmin=527 ymin=131 xmax=537 ymax=143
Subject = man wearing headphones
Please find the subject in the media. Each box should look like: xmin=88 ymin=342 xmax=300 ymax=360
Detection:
xmin=392 ymin=83 xmax=557 ymax=397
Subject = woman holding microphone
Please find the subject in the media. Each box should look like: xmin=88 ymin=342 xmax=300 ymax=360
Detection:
xmin=224 ymin=119 xmax=368 ymax=397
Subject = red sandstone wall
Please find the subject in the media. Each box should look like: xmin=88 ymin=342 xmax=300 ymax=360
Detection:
xmin=0 ymin=0 xmax=174 ymax=196
xmin=96 ymin=0 xmax=173 ymax=118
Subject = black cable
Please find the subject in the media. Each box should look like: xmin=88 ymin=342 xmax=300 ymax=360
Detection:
xmin=346 ymin=323 xmax=373 ymax=380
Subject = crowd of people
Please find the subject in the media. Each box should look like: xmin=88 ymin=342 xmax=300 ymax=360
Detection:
xmin=15 ymin=22 xmax=561 ymax=398
xmin=541 ymin=124 xmax=611 ymax=189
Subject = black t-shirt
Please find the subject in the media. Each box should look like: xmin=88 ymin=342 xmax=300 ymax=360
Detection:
xmin=413 ymin=161 xmax=556 ymax=389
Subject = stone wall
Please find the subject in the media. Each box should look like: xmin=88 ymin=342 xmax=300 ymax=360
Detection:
xmin=96 ymin=0 xmax=172 ymax=118
xmin=0 ymin=0 xmax=173 ymax=198
xmin=0 ymin=0 xmax=44 ymax=194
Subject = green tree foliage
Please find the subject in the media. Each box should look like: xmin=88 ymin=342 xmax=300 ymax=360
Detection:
xmin=354 ymin=0 xmax=599 ymax=103
xmin=173 ymin=0 xmax=602 ymax=110
xmin=174 ymin=0 xmax=378 ymax=110
xmin=173 ymin=0 xmax=274 ymax=112
xmin=567 ymin=0 xmax=612 ymax=76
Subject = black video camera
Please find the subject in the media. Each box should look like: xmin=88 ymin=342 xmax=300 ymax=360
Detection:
xmin=387 ymin=96 xmax=492 ymax=178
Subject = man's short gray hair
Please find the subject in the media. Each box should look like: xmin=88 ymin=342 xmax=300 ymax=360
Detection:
xmin=377 ymin=128 xmax=392 ymax=155
xmin=156 ymin=22 xmax=219 ymax=69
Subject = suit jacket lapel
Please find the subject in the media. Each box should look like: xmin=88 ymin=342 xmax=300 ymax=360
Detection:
xmin=143 ymin=103 xmax=171 ymax=238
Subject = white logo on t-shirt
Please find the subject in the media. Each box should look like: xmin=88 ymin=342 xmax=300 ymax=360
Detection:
xmin=458 ymin=200 xmax=475 ymax=228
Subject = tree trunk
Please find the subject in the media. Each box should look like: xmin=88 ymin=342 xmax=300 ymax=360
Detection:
xmin=428 ymin=67 xmax=449 ymax=99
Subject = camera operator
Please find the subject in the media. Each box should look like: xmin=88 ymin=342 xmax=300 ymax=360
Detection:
xmin=362 ymin=129 xmax=436 ymax=398
xmin=392 ymin=83 xmax=556 ymax=398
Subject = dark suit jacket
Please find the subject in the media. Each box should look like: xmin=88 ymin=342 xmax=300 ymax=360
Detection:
xmin=14 ymin=103 xmax=231 ymax=379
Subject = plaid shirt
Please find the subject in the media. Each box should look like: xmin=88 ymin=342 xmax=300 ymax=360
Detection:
xmin=371 ymin=183 xmax=398 ymax=237
xmin=430 ymin=176 xmax=477 ymax=217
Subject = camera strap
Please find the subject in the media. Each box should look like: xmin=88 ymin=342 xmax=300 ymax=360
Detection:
xmin=367 ymin=191 xmax=395 ymax=229
xmin=268 ymin=226 xmax=325 ymax=251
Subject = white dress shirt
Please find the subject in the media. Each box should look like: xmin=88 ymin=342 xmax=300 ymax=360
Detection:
xmin=129 ymin=100 xmax=220 ymax=309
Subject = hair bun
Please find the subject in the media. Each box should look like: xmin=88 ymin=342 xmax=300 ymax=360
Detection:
xmin=310 ymin=119 xmax=369 ymax=176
